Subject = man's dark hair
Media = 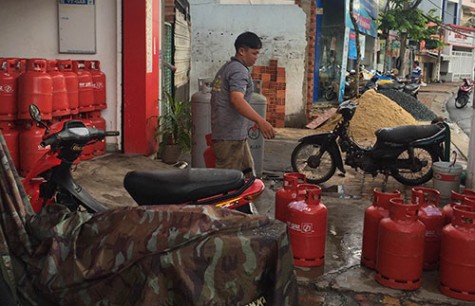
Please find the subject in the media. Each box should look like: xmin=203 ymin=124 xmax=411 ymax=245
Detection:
xmin=414 ymin=60 xmax=419 ymax=65
xmin=234 ymin=32 xmax=262 ymax=51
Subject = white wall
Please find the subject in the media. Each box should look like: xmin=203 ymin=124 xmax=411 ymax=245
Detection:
xmin=0 ymin=0 xmax=121 ymax=148
xmin=189 ymin=0 xmax=307 ymax=120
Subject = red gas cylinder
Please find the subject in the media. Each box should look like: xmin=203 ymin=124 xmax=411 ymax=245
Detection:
xmin=72 ymin=60 xmax=94 ymax=113
xmin=375 ymin=198 xmax=425 ymax=290
xmin=275 ymin=172 xmax=306 ymax=223
xmin=79 ymin=118 xmax=94 ymax=161
xmin=0 ymin=121 xmax=20 ymax=170
xmin=287 ymin=184 xmax=327 ymax=267
xmin=439 ymin=205 xmax=475 ymax=301
xmin=17 ymin=59 xmax=53 ymax=120
xmin=464 ymin=189 xmax=475 ymax=196
xmin=47 ymin=60 xmax=70 ymax=117
xmin=203 ymin=133 xmax=216 ymax=168
xmin=0 ymin=59 xmax=19 ymax=121
xmin=58 ymin=60 xmax=79 ymax=115
xmin=411 ymin=187 xmax=444 ymax=270
xmin=89 ymin=111 xmax=106 ymax=156
xmin=442 ymin=191 xmax=475 ymax=224
xmin=85 ymin=60 xmax=106 ymax=110
xmin=19 ymin=123 xmax=49 ymax=177
xmin=361 ymin=188 xmax=401 ymax=270
xmin=18 ymin=59 xmax=26 ymax=74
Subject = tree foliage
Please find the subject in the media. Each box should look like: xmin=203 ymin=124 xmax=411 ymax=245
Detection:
xmin=379 ymin=0 xmax=441 ymax=43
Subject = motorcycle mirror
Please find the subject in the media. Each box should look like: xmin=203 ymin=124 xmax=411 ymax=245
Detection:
xmin=29 ymin=104 xmax=49 ymax=129
xmin=29 ymin=104 xmax=42 ymax=122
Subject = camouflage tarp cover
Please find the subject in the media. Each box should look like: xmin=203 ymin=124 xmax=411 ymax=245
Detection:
xmin=0 ymin=132 xmax=299 ymax=306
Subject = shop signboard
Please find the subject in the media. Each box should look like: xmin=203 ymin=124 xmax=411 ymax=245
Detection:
xmin=445 ymin=26 xmax=475 ymax=48
xmin=345 ymin=0 xmax=378 ymax=38
xmin=348 ymin=30 xmax=366 ymax=60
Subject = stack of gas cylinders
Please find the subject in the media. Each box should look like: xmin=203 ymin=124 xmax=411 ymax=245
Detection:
xmin=275 ymin=172 xmax=328 ymax=268
xmin=361 ymin=187 xmax=475 ymax=301
xmin=0 ymin=57 xmax=107 ymax=176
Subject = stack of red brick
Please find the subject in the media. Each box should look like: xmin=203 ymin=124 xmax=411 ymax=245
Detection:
xmin=251 ymin=59 xmax=286 ymax=128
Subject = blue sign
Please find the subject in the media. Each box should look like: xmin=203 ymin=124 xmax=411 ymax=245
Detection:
xmin=345 ymin=0 xmax=378 ymax=37
xmin=360 ymin=0 xmax=378 ymax=19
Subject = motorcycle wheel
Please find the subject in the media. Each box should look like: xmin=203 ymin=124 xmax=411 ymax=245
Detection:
xmin=391 ymin=146 xmax=438 ymax=186
xmin=455 ymin=95 xmax=468 ymax=109
xmin=324 ymin=89 xmax=337 ymax=101
xmin=291 ymin=142 xmax=336 ymax=184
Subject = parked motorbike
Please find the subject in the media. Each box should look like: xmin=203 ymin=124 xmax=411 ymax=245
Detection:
xmin=324 ymin=70 xmax=358 ymax=101
xmin=290 ymin=100 xmax=449 ymax=186
xmin=375 ymin=70 xmax=421 ymax=99
xmin=455 ymin=78 xmax=473 ymax=109
xmin=23 ymin=105 xmax=264 ymax=214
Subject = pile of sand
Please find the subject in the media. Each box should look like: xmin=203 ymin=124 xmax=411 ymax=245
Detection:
xmin=317 ymin=89 xmax=419 ymax=141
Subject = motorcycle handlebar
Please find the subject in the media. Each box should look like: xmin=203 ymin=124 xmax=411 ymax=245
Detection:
xmin=40 ymin=136 xmax=57 ymax=147
xmin=40 ymin=128 xmax=119 ymax=147
xmin=105 ymin=131 xmax=120 ymax=137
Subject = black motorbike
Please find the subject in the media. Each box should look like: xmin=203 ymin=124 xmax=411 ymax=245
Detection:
xmin=291 ymin=100 xmax=450 ymax=186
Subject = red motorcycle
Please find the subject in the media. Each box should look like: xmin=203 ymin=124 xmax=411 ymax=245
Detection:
xmin=455 ymin=78 xmax=473 ymax=109
xmin=23 ymin=104 xmax=264 ymax=214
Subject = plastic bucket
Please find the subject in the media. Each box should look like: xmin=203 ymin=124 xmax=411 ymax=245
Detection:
xmin=432 ymin=161 xmax=463 ymax=199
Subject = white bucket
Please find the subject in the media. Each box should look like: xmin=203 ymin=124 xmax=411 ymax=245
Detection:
xmin=432 ymin=161 xmax=463 ymax=198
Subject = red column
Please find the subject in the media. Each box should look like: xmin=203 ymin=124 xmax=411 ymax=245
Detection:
xmin=123 ymin=0 xmax=159 ymax=154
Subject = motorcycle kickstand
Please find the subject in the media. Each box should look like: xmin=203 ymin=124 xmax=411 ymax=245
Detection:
xmin=381 ymin=172 xmax=390 ymax=192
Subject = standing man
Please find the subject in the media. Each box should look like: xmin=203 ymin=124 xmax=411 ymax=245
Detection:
xmin=411 ymin=60 xmax=423 ymax=84
xmin=210 ymin=31 xmax=276 ymax=172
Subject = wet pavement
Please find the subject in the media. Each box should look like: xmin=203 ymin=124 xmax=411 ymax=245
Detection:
xmin=74 ymin=82 xmax=475 ymax=305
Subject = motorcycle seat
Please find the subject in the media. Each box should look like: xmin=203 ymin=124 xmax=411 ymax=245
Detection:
xmin=123 ymin=168 xmax=245 ymax=205
xmin=378 ymin=83 xmax=404 ymax=90
xmin=375 ymin=123 xmax=444 ymax=144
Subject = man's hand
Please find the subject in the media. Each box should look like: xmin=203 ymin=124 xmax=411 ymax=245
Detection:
xmin=257 ymin=118 xmax=276 ymax=139
xmin=230 ymin=91 xmax=276 ymax=139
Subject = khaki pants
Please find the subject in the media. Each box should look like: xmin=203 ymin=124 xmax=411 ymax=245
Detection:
xmin=212 ymin=139 xmax=254 ymax=172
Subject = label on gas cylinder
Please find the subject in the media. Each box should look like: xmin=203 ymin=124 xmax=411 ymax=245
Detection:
xmin=425 ymin=229 xmax=440 ymax=238
xmin=288 ymin=200 xmax=310 ymax=212
xmin=421 ymin=205 xmax=442 ymax=217
xmin=287 ymin=222 xmax=314 ymax=233
xmin=0 ymin=85 xmax=14 ymax=93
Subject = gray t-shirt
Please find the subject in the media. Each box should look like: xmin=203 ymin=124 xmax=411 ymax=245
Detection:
xmin=210 ymin=57 xmax=254 ymax=140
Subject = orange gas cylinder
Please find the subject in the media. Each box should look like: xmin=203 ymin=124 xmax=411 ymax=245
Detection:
xmin=58 ymin=60 xmax=79 ymax=115
xmin=72 ymin=60 xmax=94 ymax=113
xmin=89 ymin=111 xmax=106 ymax=156
xmin=85 ymin=60 xmax=106 ymax=110
xmin=275 ymin=172 xmax=306 ymax=223
xmin=287 ymin=184 xmax=327 ymax=267
xmin=0 ymin=59 xmax=19 ymax=121
xmin=0 ymin=121 xmax=20 ymax=170
xmin=439 ymin=205 xmax=475 ymax=301
xmin=375 ymin=198 xmax=425 ymax=290
xmin=203 ymin=133 xmax=216 ymax=168
xmin=411 ymin=187 xmax=444 ymax=270
xmin=361 ymin=188 xmax=401 ymax=270
xmin=18 ymin=59 xmax=53 ymax=120
xmin=47 ymin=60 xmax=70 ymax=117
xmin=19 ymin=123 xmax=49 ymax=177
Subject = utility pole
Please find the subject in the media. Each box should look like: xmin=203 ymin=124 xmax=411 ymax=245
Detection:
xmin=466 ymin=85 xmax=475 ymax=189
